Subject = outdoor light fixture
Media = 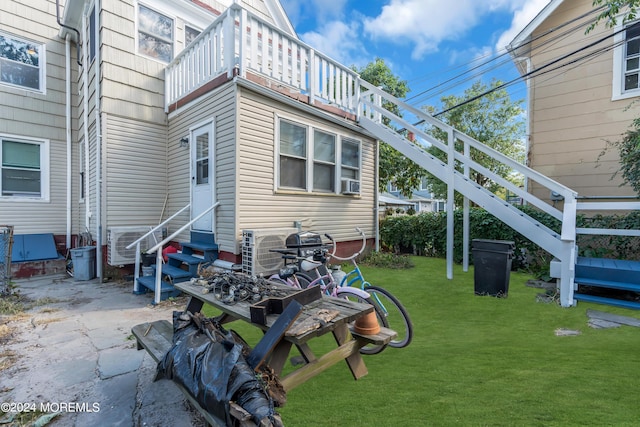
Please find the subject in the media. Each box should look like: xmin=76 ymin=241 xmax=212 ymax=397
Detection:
xmin=179 ymin=137 xmax=189 ymax=148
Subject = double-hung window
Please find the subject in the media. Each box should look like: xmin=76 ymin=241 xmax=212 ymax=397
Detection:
xmin=185 ymin=25 xmax=201 ymax=47
xmin=277 ymin=118 xmax=361 ymax=194
xmin=613 ymin=21 xmax=640 ymax=99
xmin=0 ymin=31 xmax=44 ymax=92
xmin=1 ymin=136 xmax=48 ymax=200
xmin=137 ymin=4 xmax=174 ymax=63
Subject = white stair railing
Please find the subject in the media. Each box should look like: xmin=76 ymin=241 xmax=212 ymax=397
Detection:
xmin=126 ymin=203 xmax=191 ymax=294
xmin=145 ymin=202 xmax=221 ymax=305
xmin=356 ymin=79 xmax=580 ymax=306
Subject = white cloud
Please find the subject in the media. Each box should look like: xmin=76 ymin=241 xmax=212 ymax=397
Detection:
xmin=495 ymin=0 xmax=551 ymax=51
xmin=299 ymin=20 xmax=369 ymax=67
xmin=362 ymin=0 xmax=550 ymax=60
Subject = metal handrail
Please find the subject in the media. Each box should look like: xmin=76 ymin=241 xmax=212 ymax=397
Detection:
xmin=125 ymin=203 xmax=191 ymax=250
xmin=147 ymin=201 xmax=220 ymax=305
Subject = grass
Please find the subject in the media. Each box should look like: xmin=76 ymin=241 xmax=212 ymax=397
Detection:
xmin=204 ymin=257 xmax=640 ymax=426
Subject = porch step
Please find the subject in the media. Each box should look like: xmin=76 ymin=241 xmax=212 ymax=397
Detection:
xmin=155 ymin=264 xmax=193 ymax=281
xmin=574 ymin=257 xmax=640 ymax=309
xmin=167 ymin=252 xmax=206 ymax=276
xmin=136 ymin=276 xmax=182 ymax=300
xmin=573 ymin=293 xmax=640 ymax=310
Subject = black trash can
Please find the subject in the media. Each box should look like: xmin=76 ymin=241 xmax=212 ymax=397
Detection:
xmin=472 ymin=239 xmax=515 ymax=297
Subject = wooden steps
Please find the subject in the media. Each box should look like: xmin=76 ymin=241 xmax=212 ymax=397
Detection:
xmin=574 ymin=257 xmax=640 ymax=310
xmin=136 ymin=230 xmax=219 ymax=302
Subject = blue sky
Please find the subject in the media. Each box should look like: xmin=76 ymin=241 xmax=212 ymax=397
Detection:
xmin=279 ymin=0 xmax=551 ymax=108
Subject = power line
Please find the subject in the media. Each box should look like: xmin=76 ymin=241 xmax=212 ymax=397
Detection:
xmin=404 ymin=5 xmax=607 ymax=107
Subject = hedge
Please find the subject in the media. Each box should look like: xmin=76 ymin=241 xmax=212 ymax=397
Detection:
xmin=379 ymin=206 xmax=640 ymax=279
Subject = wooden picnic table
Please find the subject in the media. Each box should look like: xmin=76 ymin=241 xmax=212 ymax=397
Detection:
xmin=173 ymin=279 xmax=396 ymax=391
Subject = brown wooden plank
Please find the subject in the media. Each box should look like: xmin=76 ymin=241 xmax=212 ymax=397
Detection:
xmin=246 ymin=300 xmax=303 ymax=370
xmin=333 ymin=324 xmax=368 ymax=380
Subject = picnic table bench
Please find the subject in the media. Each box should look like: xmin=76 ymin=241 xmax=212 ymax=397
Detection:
xmin=132 ymin=279 xmax=396 ymax=426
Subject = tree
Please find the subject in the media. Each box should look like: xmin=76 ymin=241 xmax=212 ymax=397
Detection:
xmin=589 ymin=0 xmax=640 ymax=31
xmin=423 ymin=80 xmax=526 ymax=206
xmin=354 ymin=59 xmax=425 ymax=197
xmin=599 ymin=114 xmax=640 ymax=194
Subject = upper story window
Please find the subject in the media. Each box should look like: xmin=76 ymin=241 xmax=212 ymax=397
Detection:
xmin=137 ymin=4 xmax=173 ymax=63
xmin=185 ymin=25 xmax=201 ymax=47
xmin=0 ymin=31 xmax=44 ymax=92
xmin=624 ymin=22 xmax=640 ymax=92
xmin=613 ymin=21 xmax=640 ymax=99
xmin=277 ymin=118 xmax=361 ymax=195
xmin=1 ymin=135 xmax=49 ymax=200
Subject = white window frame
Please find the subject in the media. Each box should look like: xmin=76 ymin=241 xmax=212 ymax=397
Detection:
xmin=0 ymin=134 xmax=50 ymax=202
xmin=136 ymin=2 xmax=175 ymax=63
xmin=275 ymin=116 xmax=362 ymax=195
xmin=184 ymin=24 xmax=202 ymax=47
xmin=612 ymin=20 xmax=640 ymax=100
xmin=0 ymin=30 xmax=46 ymax=93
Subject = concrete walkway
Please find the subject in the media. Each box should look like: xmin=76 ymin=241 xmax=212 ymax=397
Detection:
xmin=1 ymin=274 xmax=206 ymax=427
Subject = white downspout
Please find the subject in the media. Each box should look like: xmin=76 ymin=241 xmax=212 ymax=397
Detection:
xmin=82 ymin=13 xmax=90 ymax=239
xmin=374 ymin=139 xmax=380 ymax=251
xmin=94 ymin=0 xmax=103 ymax=281
xmin=65 ymin=35 xmax=72 ymax=248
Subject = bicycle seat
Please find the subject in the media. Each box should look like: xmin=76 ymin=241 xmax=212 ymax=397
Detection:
xmin=278 ymin=265 xmax=298 ymax=279
xmin=300 ymin=257 xmax=323 ymax=272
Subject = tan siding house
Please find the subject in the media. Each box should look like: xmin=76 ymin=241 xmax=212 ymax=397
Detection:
xmin=508 ymin=0 xmax=640 ymax=202
xmin=0 ymin=0 xmax=377 ymax=276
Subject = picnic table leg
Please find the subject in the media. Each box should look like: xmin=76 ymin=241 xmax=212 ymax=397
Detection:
xmin=267 ymin=340 xmax=294 ymax=375
xmin=332 ymin=324 xmax=368 ymax=380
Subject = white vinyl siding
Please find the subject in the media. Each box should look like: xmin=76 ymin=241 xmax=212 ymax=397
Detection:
xmin=167 ymin=83 xmax=237 ymax=251
xmin=238 ymin=86 xmax=376 ymax=244
xmin=104 ymin=114 xmax=168 ymax=228
xmin=0 ymin=30 xmax=45 ymax=93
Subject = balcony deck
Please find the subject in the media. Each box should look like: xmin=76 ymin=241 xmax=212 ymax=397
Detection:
xmin=165 ymin=4 xmax=359 ymax=120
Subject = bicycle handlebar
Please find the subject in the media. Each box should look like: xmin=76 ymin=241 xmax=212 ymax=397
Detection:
xmin=328 ymin=227 xmax=366 ymax=262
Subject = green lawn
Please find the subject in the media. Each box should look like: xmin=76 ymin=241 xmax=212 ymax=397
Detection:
xmin=208 ymin=257 xmax=640 ymax=426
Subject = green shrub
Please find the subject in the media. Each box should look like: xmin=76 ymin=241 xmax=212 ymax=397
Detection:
xmin=361 ymin=251 xmax=414 ymax=269
xmin=379 ymin=206 xmax=640 ymax=279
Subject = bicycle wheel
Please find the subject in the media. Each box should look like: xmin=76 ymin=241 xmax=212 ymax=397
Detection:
xmin=292 ymin=272 xmax=313 ymax=289
xmin=364 ymin=285 xmax=413 ymax=349
xmin=337 ymin=288 xmax=389 ymax=355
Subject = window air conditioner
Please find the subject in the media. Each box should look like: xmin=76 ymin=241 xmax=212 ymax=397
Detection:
xmin=341 ymin=178 xmax=360 ymax=195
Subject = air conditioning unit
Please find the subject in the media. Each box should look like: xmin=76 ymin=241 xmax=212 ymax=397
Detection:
xmin=107 ymin=226 xmax=163 ymax=266
xmin=341 ymin=178 xmax=360 ymax=195
xmin=242 ymin=228 xmax=298 ymax=277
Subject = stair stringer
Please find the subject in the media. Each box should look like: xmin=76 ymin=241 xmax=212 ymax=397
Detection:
xmin=360 ymin=116 xmax=564 ymax=258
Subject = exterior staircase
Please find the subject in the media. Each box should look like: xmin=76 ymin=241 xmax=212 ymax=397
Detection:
xmin=136 ymin=230 xmax=218 ymax=301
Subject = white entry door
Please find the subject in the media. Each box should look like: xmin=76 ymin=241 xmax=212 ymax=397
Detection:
xmin=190 ymin=122 xmax=215 ymax=231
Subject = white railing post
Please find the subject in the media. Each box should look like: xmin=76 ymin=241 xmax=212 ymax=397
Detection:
xmin=559 ymin=195 xmax=577 ymax=307
xmin=154 ymin=249 xmax=163 ymax=305
xmin=309 ymin=49 xmax=317 ymax=106
xmin=225 ymin=7 xmax=237 ymax=78
xmin=446 ymin=128 xmax=455 ymax=280
xmin=237 ymin=7 xmax=248 ymax=78
xmin=133 ymin=241 xmax=142 ymax=293
xmin=463 ymin=140 xmax=470 ymax=272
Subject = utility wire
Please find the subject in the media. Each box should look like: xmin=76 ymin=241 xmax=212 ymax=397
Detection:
xmin=405 ymin=5 xmax=607 ymax=106
xmin=433 ymin=24 xmax=627 ymax=117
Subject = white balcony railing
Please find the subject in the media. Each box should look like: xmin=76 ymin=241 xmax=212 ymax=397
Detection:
xmin=165 ymin=4 xmax=359 ymax=113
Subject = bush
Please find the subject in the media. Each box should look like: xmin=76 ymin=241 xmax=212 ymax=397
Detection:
xmin=361 ymin=251 xmax=414 ymax=269
xmin=379 ymin=206 xmax=640 ymax=279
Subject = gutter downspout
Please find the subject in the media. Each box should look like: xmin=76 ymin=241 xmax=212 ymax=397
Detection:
xmin=65 ymin=35 xmax=72 ymax=248
xmin=94 ymin=0 xmax=103 ymax=282
xmin=82 ymin=13 xmax=90 ymax=240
